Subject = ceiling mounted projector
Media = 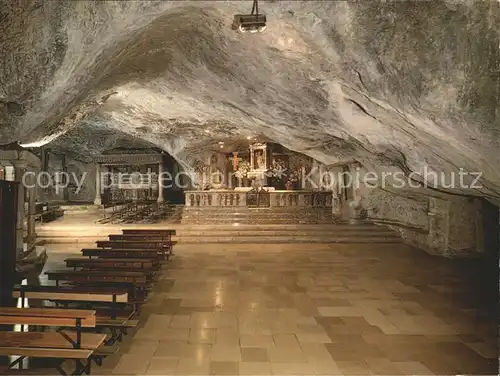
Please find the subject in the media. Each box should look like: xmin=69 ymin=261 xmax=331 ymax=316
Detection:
xmin=232 ymin=0 xmax=266 ymax=33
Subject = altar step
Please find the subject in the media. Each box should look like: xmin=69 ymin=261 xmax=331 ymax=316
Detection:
xmin=37 ymin=223 xmax=402 ymax=244
xmin=181 ymin=206 xmax=339 ymax=225
xmin=174 ymin=225 xmax=402 ymax=244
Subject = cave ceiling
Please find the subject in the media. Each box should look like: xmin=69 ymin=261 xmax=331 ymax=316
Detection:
xmin=0 ymin=1 xmax=499 ymax=200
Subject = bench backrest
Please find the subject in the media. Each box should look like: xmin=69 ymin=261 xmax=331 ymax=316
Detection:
xmin=81 ymin=249 xmax=163 ymax=259
xmin=109 ymin=234 xmax=172 ymax=242
xmin=122 ymin=229 xmax=176 ymax=235
xmin=0 ymin=331 xmax=107 ymax=350
xmin=96 ymin=240 xmax=165 ymax=249
xmin=66 ymin=257 xmax=156 ymax=269
xmin=0 ymin=307 xmax=96 ymax=327
xmin=45 ymin=271 xmax=148 ymax=286
xmin=0 ymin=346 xmax=93 ymax=359
xmin=13 ymin=290 xmax=128 ymax=303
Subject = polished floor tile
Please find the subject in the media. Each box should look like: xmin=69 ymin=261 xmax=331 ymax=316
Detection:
xmin=49 ymin=242 xmax=495 ymax=376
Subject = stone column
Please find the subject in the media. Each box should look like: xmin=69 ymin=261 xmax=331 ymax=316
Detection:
xmin=14 ymin=166 xmax=25 ymax=260
xmin=62 ymin=155 xmax=69 ymax=202
xmin=94 ymin=163 xmax=102 ymax=205
xmin=157 ymin=163 xmax=164 ymax=203
xmin=26 ymin=169 xmax=37 ymax=244
xmin=5 ymin=165 xmax=14 ymax=181
xmin=311 ymin=160 xmax=320 ymax=189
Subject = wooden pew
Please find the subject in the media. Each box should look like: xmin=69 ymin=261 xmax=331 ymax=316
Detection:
xmin=121 ymin=229 xmax=176 ymax=236
xmin=0 ymin=331 xmax=105 ymax=350
xmin=96 ymin=240 xmax=166 ymax=249
xmin=81 ymin=248 xmax=164 ymax=260
xmin=109 ymin=235 xmax=177 ymax=256
xmin=95 ymin=240 xmax=169 ymax=259
xmin=11 ymin=286 xmax=137 ymax=345
xmin=109 ymin=235 xmax=176 ymax=252
xmin=121 ymin=229 xmax=176 ymax=253
xmin=44 ymin=270 xmax=150 ymax=310
xmin=0 ymin=307 xmax=96 ymax=328
xmin=12 ymin=285 xmax=129 ymax=319
xmin=65 ymin=257 xmax=158 ymax=271
xmin=13 ymin=285 xmax=128 ymax=305
xmin=45 ymin=270 xmax=150 ymax=288
xmin=0 ymin=307 xmax=105 ymax=375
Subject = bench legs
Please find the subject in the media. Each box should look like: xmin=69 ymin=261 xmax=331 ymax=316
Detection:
xmin=56 ymin=359 xmax=91 ymax=376
xmin=6 ymin=357 xmax=92 ymax=376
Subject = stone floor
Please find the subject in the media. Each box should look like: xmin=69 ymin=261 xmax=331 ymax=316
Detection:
xmin=44 ymin=243 xmax=498 ymax=375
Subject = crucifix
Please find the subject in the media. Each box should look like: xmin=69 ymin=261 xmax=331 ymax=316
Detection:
xmin=230 ymin=152 xmax=241 ymax=170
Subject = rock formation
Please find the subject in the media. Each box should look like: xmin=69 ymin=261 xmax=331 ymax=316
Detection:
xmin=1 ymin=0 xmax=498 ymax=255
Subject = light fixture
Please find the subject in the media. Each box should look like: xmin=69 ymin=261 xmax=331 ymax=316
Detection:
xmin=246 ymin=136 xmax=252 ymax=140
xmin=232 ymin=0 xmax=267 ymax=34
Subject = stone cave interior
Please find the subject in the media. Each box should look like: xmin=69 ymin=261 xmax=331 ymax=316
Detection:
xmin=0 ymin=1 xmax=498 ymax=375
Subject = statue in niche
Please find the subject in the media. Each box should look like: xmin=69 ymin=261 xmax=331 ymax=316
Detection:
xmin=249 ymin=143 xmax=268 ymax=173
xmin=213 ymin=167 xmax=222 ymax=185
xmin=255 ymin=151 xmax=265 ymax=169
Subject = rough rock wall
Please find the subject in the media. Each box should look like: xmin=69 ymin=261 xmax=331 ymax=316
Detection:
xmin=362 ymin=184 xmax=484 ymax=257
xmin=364 ymin=188 xmax=429 ymax=232
xmin=447 ymin=197 xmax=481 ymax=255
xmin=1 ymin=1 xmax=498 ymax=193
xmin=0 ymin=1 xmax=499 ymax=253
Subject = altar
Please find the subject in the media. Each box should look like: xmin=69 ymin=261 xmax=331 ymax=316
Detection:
xmin=184 ymin=189 xmax=332 ymax=208
xmin=187 ymin=140 xmax=337 ymax=209
xmin=200 ymin=141 xmax=310 ymax=190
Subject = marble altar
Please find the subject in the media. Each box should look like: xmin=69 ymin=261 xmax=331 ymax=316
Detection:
xmin=185 ymin=189 xmax=332 ymax=208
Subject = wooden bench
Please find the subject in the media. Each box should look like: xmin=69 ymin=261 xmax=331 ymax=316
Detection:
xmin=109 ymin=234 xmax=175 ymax=251
xmin=12 ymin=285 xmax=129 ymax=319
xmin=109 ymin=234 xmax=174 ymax=242
xmin=45 ymin=270 xmax=149 ymax=288
xmin=65 ymin=257 xmax=158 ymax=271
xmin=0 ymin=331 xmax=105 ymax=350
xmin=96 ymin=240 xmax=166 ymax=250
xmin=12 ymin=286 xmax=138 ymax=346
xmin=12 ymin=285 xmax=128 ymax=305
xmin=44 ymin=270 xmax=150 ymax=307
xmin=95 ymin=240 xmax=170 ymax=259
xmin=81 ymin=248 xmax=164 ymax=260
xmin=0 ymin=307 xmax=104 ymax=375
xmin=96 ymin=240 xmax=169 ymax=260
xmin=108 ymin=235 xmax=177 ymax=256
xmin=121 ymin=229 xmax=176 ymax=253
xmin=0 ymin=307 xmax=96 ymax=328
xmin=121 ymin=229 xmax=176 ymax=236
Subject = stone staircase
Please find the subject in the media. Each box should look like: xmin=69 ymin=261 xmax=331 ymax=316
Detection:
xmin=174 ymin=223 xmax=402 ymax=244
xmin=36 ymin=205 xmax=402 ymax=245
xmin=37 ymin=223 xmax=402 ymax=245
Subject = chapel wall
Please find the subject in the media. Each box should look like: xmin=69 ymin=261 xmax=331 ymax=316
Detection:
xmin=353 ymin=164 xmax=482 ymax=257
xmin=37 ymin=153 xmax=95 ymax=203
